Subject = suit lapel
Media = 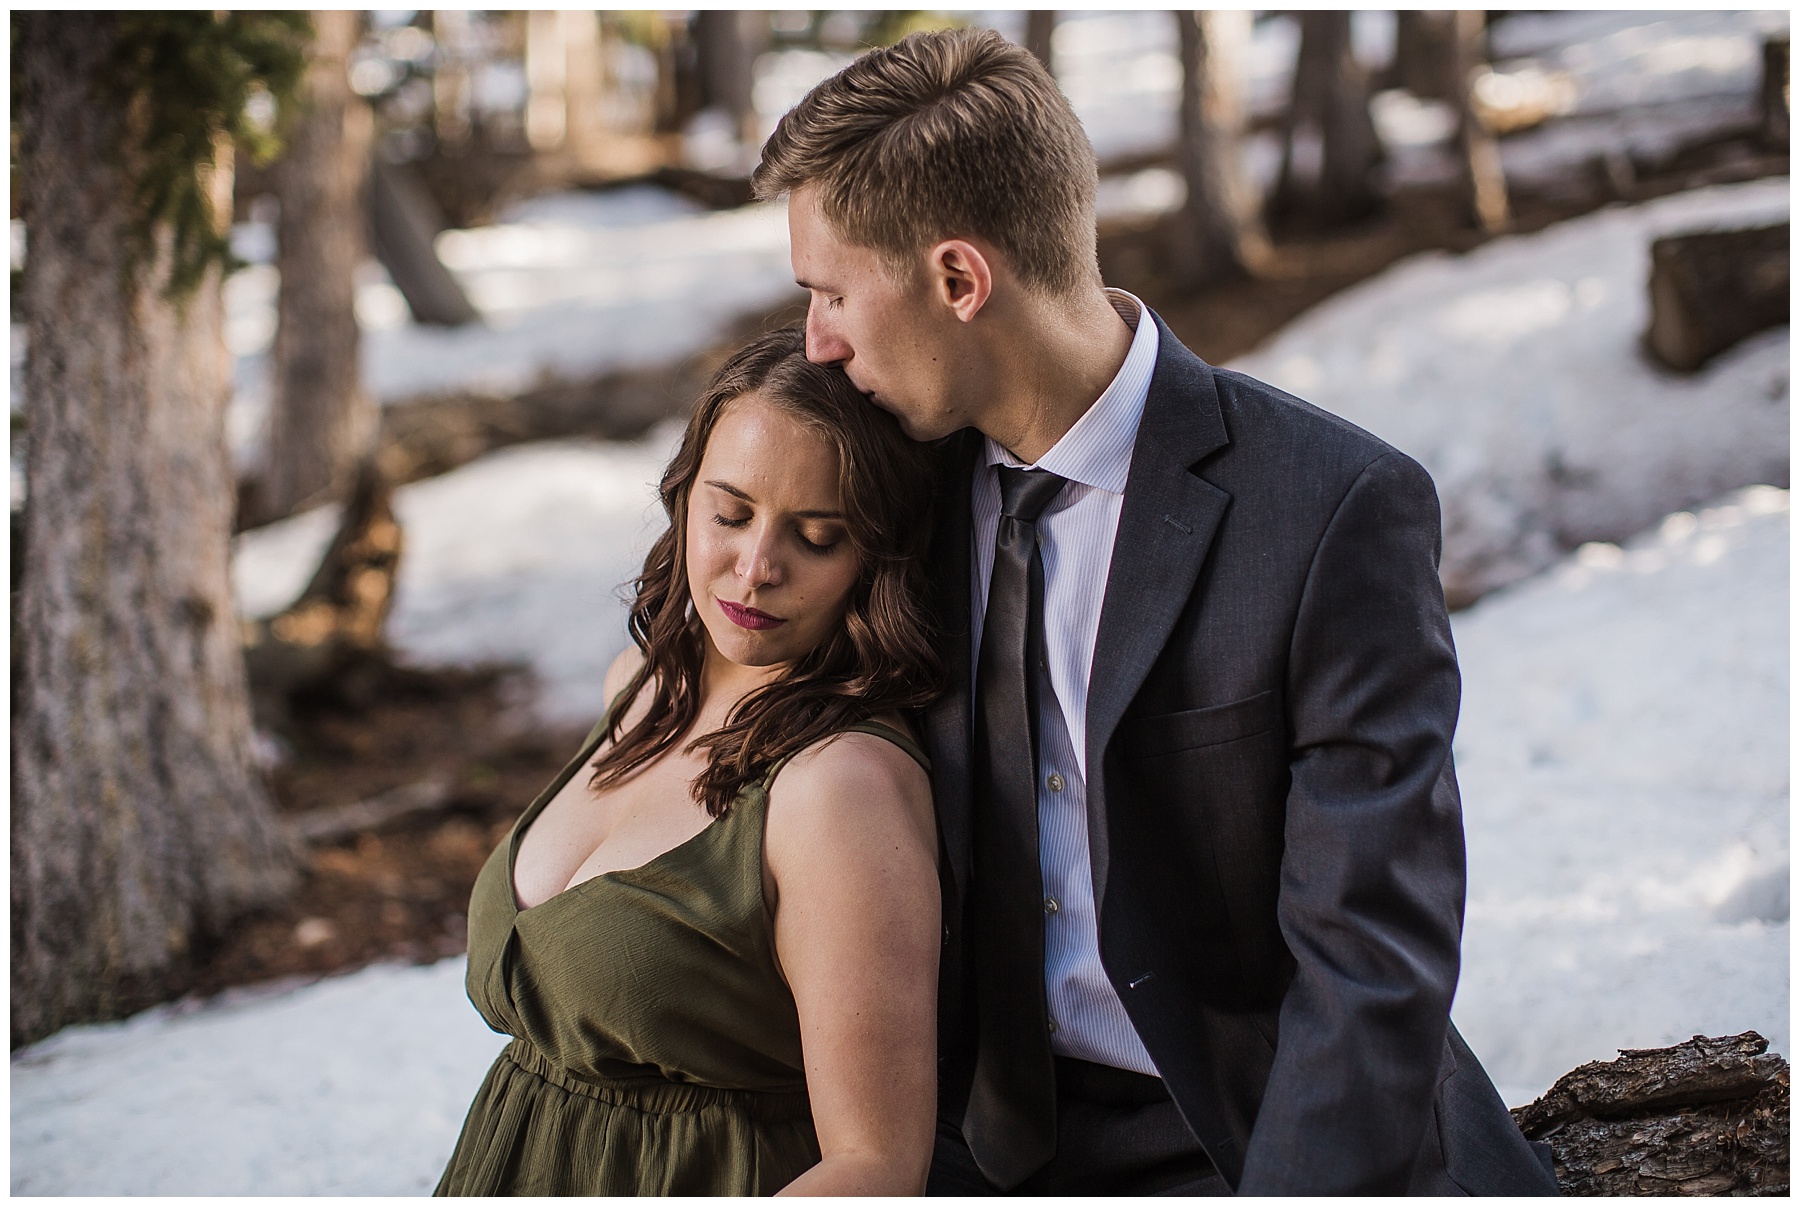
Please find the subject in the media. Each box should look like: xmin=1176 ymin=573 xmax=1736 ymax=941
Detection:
xmin=1085 ymin=315 xmax=1232 ymax=911
xmin=924 ymin=430 xmax=980 ymax=907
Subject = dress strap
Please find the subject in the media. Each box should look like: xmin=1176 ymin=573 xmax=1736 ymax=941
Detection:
xmin=577 ymin=683 xmax=637 ymax=756
xmin=838 ymin=720 xmax=931 ymax=773
xmin=758 ymin=719 xmax=931 ymax=790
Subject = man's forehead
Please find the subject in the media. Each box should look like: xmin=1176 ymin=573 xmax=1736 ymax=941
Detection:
xmin=788 ymin=198 xmax=886 ymax=282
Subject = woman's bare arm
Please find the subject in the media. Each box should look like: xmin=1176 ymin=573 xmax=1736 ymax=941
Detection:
xmin=764 ymin=731 xmax=940 ymax=1196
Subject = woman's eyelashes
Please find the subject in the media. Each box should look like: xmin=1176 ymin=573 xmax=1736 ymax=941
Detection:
xmin=796 ymin=529 xmax=840 ymax=555
xmin=711 ymin=512 xmax=842 ymax=556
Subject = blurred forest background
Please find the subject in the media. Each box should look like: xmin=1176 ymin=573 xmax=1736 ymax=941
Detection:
xmin=10 ymin=9 xmax=1790 ymax=1195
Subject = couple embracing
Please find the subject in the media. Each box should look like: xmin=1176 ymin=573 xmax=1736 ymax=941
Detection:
xmin=436 ymin=28 xmax=1557 ymax=1198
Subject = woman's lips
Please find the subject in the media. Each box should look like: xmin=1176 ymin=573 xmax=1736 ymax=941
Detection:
xmin=718 ymin=598 xmax=785 ymax=631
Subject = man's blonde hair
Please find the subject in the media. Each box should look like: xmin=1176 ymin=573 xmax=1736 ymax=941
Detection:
xmin=753 ymin=26 xmax=1099 ymax=295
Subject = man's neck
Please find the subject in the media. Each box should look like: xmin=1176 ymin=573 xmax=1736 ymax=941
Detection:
xmin=975 ymin=286 xmax=1136 ymax=465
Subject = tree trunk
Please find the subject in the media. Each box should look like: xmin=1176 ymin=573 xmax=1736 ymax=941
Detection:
xmin=1448 ymin=11 xmax=1510 ymax=233
xmin=1172 ymin=10 xmax=1266 ymax=289
xmin=1270 ymin=11 xmax=1384 ymax=229
xmin=1761 ymin=35 xmax=1789 ymax=150
xmin=368 ymin=158 xmax=480 ymax=327
xmin=12 ymin=12 xmax=298 ymax=1048
xmin=525 ymin=9 xmax=569 ymax=153
xmin=257 ymin=10 xmax=378 ymax=526
xmin=562 ymin=10 xmax=609 ymax=169
xmin=693 ymin=11 xmax=766 ymax=144
xmin=1024 ymin=12 xmax=1056 ymax=74
xmin=1392 ymin=10 xmax=1456 ymax=99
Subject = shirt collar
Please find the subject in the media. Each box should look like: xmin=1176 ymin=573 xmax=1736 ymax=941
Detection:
xmin=983 ymin=288 xmax=1159 ymax=496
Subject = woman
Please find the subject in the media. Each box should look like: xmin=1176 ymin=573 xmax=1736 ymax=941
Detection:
xmin=436 ymin=328 xmax=945 ymax=1196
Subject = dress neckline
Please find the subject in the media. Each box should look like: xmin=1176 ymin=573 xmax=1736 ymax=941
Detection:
xmin=503 ymin=698 xmax=930 ymax=918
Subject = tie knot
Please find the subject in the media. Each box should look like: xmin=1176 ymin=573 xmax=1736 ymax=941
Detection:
xmin=996 ymin=466 xmax=1066 ymax=523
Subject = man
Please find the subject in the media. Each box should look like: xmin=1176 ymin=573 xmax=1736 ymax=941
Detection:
xmin=754 ymin=26 xmax=1559 ymax=1197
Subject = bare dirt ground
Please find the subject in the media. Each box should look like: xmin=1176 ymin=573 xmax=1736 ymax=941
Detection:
xmin=187 ymin=137 xmax=1786 ymax=1006
xmin=182 ymin=665 xmax=588 ymax=1001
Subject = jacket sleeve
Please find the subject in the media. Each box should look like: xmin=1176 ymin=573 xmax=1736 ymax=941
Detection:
xmin=1236 ymin=449 xmax=1466 ymax=1194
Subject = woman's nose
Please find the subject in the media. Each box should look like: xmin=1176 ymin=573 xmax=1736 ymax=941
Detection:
xmin=737 ymin=528 xmax=782 ymax=587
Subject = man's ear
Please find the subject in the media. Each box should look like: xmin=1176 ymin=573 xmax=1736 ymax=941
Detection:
xmin=928 ymin=239 xmax=992 ymax=324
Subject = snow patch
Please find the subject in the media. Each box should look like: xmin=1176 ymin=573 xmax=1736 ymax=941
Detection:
xmin=1451 ymin=485 xmax=1788 ymax=1106
xmin=10 ymin=959 xmax=506 ymax=1195
xmin=1229 ymin=178 xmax=1790 ymax=603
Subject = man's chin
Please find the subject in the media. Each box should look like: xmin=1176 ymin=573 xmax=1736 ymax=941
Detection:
xmin=866 ymin=393 xmax=949 ymax=444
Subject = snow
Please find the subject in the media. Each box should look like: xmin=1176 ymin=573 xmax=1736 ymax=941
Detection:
xmin=1229 ymin=178 xmax=1789 ymax=602
xmin=1450 ymin=485 xmax=1789 ymax=1107
xmin=10 ymin=960 xmax=506 ymax=1195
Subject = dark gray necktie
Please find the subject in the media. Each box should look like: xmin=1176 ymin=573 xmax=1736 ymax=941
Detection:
xmin=964 ymin=465 xmax=1067 ymax=1189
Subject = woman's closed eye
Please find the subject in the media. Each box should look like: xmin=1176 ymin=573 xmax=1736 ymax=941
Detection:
xmin=796 ymin=528 xmax=841 ymax=555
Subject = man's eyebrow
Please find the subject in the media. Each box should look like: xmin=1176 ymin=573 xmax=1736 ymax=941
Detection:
xmin=702 ymin=479 xmax=842 ymax=520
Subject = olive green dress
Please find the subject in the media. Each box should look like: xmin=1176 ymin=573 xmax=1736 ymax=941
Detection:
xmin=435 ymin=709 xmax=929 ymax=1197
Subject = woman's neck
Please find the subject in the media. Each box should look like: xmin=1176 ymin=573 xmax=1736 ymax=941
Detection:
xmin=697 ymin=639 xmax=788 ymax=726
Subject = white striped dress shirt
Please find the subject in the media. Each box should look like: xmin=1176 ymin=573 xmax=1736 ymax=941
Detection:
xmin=969 ymin=289 xmax=1160 ymax=1076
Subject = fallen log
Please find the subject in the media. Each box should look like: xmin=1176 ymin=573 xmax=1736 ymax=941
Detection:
xmin=1644 ymin=223 xmax=1789 ymax=372
xmin=283 ymin=774 xmax=455 ymax=845
xmin=1514 ymin=1032 xmax=1790 ymax=1195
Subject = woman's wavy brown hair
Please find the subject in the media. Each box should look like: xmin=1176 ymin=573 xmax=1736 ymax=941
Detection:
xmin=588 ymin=326 xmax=944 ymax=816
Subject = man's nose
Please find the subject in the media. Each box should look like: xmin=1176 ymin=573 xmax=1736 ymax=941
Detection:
xmin=805 ymin=304 xmax=847 ymax=365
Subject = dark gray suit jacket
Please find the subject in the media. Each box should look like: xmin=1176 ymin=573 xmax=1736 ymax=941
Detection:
xmin=924 ymin=315 xmax=1558 ymax=1195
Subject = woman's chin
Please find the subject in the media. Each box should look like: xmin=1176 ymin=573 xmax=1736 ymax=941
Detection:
xmin=704 ymin=624 xmax=802 ymax=673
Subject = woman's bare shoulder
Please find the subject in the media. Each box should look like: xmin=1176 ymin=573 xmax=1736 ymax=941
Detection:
xmin=602 ymin=646 xmax=646 ymax=702
xmin=765 ymin=725 xmax=934 ymax=852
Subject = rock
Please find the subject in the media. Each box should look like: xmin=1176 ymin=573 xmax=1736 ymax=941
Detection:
xmin=1514 ymin=1032 xmax=1790 ymax=1195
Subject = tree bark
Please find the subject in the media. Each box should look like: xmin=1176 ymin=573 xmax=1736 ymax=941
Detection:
xmin=1172 ymin=10 xmax=1266 ymax=289
xmin=12 ymin=12 xmax=298 ymax=1048
xmin=1270 ymin=11 xmax=1384 ymax=229
xmin=258 ymin=10 xmax=378 ymax=526
xmin=1515 ymin=1032 xmax=1789 ymax=1195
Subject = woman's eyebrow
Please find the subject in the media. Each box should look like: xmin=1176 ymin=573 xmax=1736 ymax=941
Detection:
xmin=705 ymin=478 xmax=754 ymax=503
xmin=703 ymin=479 xmax=842 ymax=520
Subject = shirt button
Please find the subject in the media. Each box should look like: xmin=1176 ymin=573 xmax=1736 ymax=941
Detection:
xmin=1046 ymin=1017 xmax=1059 ymax=1034
xmin=1047 ymin=773 xmax=1066 ymax=793
xmin=1044 ymin=896 xmax=1060 ymax=915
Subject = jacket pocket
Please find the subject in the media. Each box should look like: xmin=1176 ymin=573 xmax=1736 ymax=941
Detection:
xmin=1118 ymin=690 xmax=1279 ymax=759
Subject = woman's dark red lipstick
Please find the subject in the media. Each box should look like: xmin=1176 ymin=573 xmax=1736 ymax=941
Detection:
xmin=718 ymin=599 xmax=785 ymax=630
